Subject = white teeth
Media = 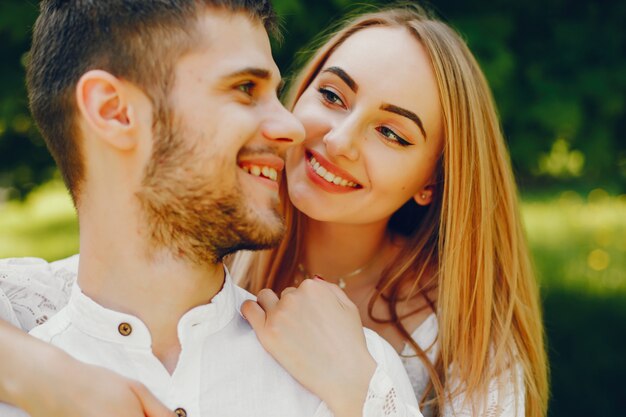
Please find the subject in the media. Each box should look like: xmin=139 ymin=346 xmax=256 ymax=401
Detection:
xmin=241 ymin=164 xmax=279 ymax=182
xmin=308 ymin=155 xmax=358 ymax=188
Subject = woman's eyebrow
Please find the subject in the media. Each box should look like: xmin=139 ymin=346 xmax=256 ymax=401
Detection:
xmin=321 ymin=66 xmax=358 ymax=93
xmin=380 ymin=103 xmax=427 ymax=139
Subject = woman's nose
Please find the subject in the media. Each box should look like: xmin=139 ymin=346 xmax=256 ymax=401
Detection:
xmin=322 ymin=116 xmax=361 ymax=161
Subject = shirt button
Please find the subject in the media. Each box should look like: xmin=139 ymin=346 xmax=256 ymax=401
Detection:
xmin=118 ymin=322 xmax=132 ymax=336
xmin=174 ymin=408 xmax=187 ymax=417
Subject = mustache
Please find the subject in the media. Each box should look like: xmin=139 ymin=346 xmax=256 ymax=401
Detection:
xmin=237 ymin=145 xmax=283 ymax=160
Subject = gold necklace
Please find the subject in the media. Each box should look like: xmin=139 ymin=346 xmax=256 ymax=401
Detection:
xmin=296 ymin=255 xmax=379 ymax=289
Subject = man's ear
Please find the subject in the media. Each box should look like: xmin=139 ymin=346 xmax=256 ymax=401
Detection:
xmin=75 ymin=70 xmax=138 ymax=151
xmin=413 ymin=183 xmax=436 ymax=206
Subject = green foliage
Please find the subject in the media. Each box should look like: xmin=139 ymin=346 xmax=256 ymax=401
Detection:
xmin=0 ymin=180 xmax=78 ymax=260
xmin=0 ymin=1 xmax=53 ymax=200
xmin=544 ymin=288 xmax=626 ymax=417
xmin=524 ymin=190 xmax=626 ymax=295
xmin=1 ymin=0 xmax=624 ymax=197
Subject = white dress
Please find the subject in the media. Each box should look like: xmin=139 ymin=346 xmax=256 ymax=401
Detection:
xmin=0 ymin=256 xmax=523 ymax=417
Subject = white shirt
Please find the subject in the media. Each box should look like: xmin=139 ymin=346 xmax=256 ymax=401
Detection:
xmin=400 ymin=314 xmax=525 ymax=417
xmin=0 ymin=257 xmax=420 ymax=417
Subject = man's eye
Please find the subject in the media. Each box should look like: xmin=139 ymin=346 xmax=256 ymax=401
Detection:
xmin=318 ymin=87 xmax=345 ymax=107
xmin=236 ymin=81 xmax=255 ymax=96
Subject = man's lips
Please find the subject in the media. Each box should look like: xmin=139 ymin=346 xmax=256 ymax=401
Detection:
xmin=238 ymin=155 xmax=284 ymax=183
xmin=306 ymin=149 xmax=362 ymax=189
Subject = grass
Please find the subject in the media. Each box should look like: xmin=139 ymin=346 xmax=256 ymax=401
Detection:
xmin=523 ymin=189 xmax=626 ymax=296
xmin=0 ymin=180 xmax=78 ymax=261
xmin=0 ymin=181 xmax=625 ymax=416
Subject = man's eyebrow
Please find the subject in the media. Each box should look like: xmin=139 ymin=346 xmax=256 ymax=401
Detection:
xmin=380 ymin=104 xmax=427 ymax=139
xmin=322 ymin=66 xmax=358 ymax=93
xmin=224 ymin=67 xmax=271 ymax=80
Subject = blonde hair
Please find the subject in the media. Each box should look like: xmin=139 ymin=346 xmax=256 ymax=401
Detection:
xmin=233 ymin=4 xmax=548 ymax=416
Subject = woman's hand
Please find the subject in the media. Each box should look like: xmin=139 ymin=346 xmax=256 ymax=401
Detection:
xmin=0 ymin=320 xmax=174 ymax=417
xmin=23 ymin=357 xmax=176 ymax=417
xmin=242 ymin=278 xmax=377 ymax=417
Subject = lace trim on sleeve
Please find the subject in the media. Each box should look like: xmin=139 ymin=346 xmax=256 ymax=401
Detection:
xmin=0 ymin=287 xmax=21 ymax=327
xmin=442 ymin=363 xmax=525 ymax=417
xmin=363 ymin=366 xmax=423 ymax=417
xmin=0 ymin=257 xmax=77 ymax=331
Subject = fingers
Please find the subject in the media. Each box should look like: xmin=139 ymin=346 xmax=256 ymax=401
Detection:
xmin=129 ymin=381 xmax=175 ymax=417
xmin=313 ymin=277 xmax=355 ymax=309
xmin=256 ymin=288 xmax=279 ymax=311
xmin=240 ymin=300 xmax=267 ymax=332
xmin=281 ymin=286 xmax=296 ymax=297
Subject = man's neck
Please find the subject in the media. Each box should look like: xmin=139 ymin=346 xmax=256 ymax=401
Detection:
xmin=77 ymin=221 xmax=225 ymax=374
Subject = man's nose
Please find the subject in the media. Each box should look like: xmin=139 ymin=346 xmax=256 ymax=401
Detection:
xmin=261 ymin=102 xmax=305 ymax=147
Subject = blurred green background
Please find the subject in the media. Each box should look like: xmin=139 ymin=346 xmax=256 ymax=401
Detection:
xmin=0 ymin=0 xmax=625 ymax=415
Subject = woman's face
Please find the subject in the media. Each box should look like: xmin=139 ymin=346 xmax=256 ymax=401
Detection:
xmin=286 ymin=26 xmax=445 ymax=226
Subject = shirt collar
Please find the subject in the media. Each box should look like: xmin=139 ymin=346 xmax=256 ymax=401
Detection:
xmin=67 ymin=267 xmax=239 ymax=348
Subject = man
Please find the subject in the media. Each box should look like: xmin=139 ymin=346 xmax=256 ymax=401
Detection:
xmin=0 ymin=1 xmax=417 ymax=416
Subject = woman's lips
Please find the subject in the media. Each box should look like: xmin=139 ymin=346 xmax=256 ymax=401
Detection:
xmin=304 ymin=149 xmax=362 ymax=193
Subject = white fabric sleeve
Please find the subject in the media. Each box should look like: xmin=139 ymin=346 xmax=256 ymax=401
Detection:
xmin=442 ymin=363 xmax=525 ymax=417
xmin=362 ymin=365 xmax=424 ymax=417
xmin=362 ymin=328 xmax=423 ymax=417
xmin=0 ymin=255 xmax=79 ymax=331
xmin=311 ymin=329 xmax=423 ymax=417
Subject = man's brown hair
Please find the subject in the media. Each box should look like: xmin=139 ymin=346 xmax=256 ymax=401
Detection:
xmin=26 ymin=0 xmax=277 ymax=204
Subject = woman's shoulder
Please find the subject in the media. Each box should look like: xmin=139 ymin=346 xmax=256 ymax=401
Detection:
xmin=442 ymin=361 xmax=525 ymax=417
xmin=0 ymin=255 xmax=79 ymax=331
xmin=400 ymin=314 xmax=525 ymax=417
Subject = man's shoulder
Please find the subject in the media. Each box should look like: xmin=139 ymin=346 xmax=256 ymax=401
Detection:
xmin=232 ymin=282 xmax=256 ymax=302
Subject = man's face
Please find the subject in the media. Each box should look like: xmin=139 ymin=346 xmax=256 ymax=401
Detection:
xmin=137 ymin=10 xmax=304 ymax=264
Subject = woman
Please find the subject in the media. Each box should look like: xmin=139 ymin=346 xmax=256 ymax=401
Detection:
xmin=235 ymin=5 xmax=547 ymax=417
xmin=0 ymin=5 xmax=547 ymax=417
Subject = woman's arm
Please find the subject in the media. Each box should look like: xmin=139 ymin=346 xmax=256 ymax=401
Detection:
xmin=0 ymin=256 xmax=78 ymax=331
xmin=242 ymin=278 xmax=422 ymax=417
xmin=0 ymin=256 xmax=174 ymax=417
xmin=0 ymin=319 xmax=175 ymax=417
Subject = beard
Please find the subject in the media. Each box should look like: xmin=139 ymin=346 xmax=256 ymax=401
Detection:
xmin=136 ymin=109 xmax=285 ymax=266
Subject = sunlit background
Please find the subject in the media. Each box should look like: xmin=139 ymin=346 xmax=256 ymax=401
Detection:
xmin=1 ymin=1 xmax=624 ymax=416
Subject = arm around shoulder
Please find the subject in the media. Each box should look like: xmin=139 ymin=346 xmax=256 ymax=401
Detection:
xmin=0 ymin=319 xmax=174 ymax=417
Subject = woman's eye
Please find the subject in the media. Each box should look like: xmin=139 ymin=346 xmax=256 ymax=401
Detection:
xmin=236 ymin=81 xmax=255 ymax=96
xmin=318 ymin=87 xmax=345 ymax=107
xmin=376 ymin=126 xmax=413 ymax=147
